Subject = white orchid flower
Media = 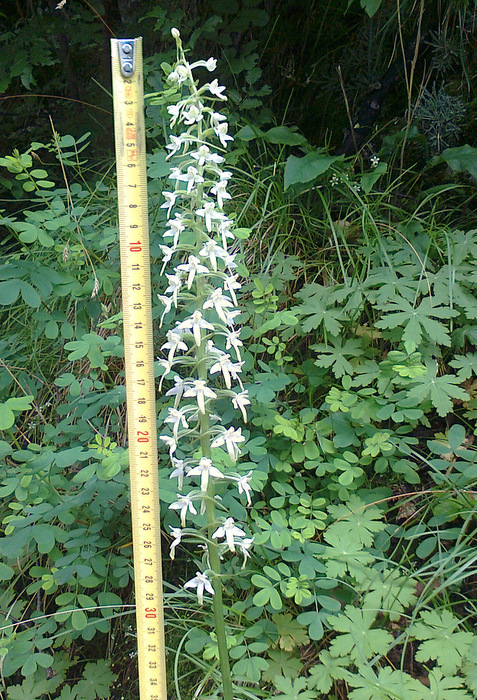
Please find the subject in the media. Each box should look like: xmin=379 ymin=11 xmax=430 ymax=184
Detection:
xmin=169 ymin=527 xmax=183 ymax=560
xmin=164 ymin=213 xmax=186 ymax=248
xmin=214 ymin=122 xmax=233 ymax=148
xmin=199 ymin=240 xmax=227 ymax=271
xmin=208 ymin=79 xmax=227 ymax=100
xmin=169 ymin=493 xmax=198 ymax=527
xmin=225 ymin=329 xmax=243 ymax=359
xmin=164 ymin=273 xmax=183 ymax=307
xmin=160 ymin=190 xmax=179 ymax=216
xmin=184 ymin=571 xmax=214 ymax=605
xmin=210 ymin=353 xmax=237 ymax=389
xmin=176 ymin=310 xmax=215 ymax=346
xmin=203 ymin=288 xmax=234 ymax=323
xmin=157 ymin=294 xmax=173 ymax=324
xmin=159 ymin=434 xmax=177 ymax=456
xmin=189 ymin=57 xmax=217 ymax=72
xmin=165 ymin=375 xmax=190 ymax=407
xmin=211 ymin=427 xmax=245 ymax=461
xmin=234 ymin=470 xmax=253 ymax=505
xmin=183 ymin=103 xmax=204 ymax=124
xmin=187 ymin=457 xmax=224 ymax=492
xmin=232 ymin=391 xmax=251 ymax=422
xmin=161 ymin=330 xmax=188 ymax=365
xmin=212 ymin=517 xmax=246 ymax=553
xmin=238 ymin=537 xmax=254 ymax=567
xmin=190 ymin=145 xmax=224 ymax=167
xmin=170 ymin=458 xmax=188 ymax=490
xmin=210 ymin=180 xmax=231 ymax=209
xmin=183 ymin=379 xmax=217 ymax=414
xmin=176 ymin=255 xmax=209 ymax=288
xmin=165 ymin=407 xmax=191 ymax=440
xmin=195 ymin=201 xmax=227 ymax=232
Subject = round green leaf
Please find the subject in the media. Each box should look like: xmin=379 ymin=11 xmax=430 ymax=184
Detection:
xmin=0 ymin=562 xmax=14 ymax=580
xmin=0 ymin=404 xmax=15 ymax=430
xmin=71 ymin=610 xmax=88 ymax=630
xmin=0 ymin=280 xmax=21 ymax=304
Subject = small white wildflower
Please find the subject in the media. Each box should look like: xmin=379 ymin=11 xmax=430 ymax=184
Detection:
xmin=171 ymin=27 xmax=180 ymax=39
xmin=196 ymin=201 xmax=227 ymax=233
xmin=159 ymin=434 xmax=177 ymax=456
xmin=203 ymin=288 xmax=235 ymax=324
xmin=210 ymin=353 xmax=243 ymax=389
xmin=370 ymin=155 xmax=380 ymax=168
xmin=210 ymin=180 xmax=231 ymax=209
xmin=232 ymin=391 xmax=251 ymax=422
xmin=169 ymin=526 xmax=182 ymax=559
xmin=164 ymin=273 xmax=183 ymax=307
xmin=165 ymin=407 xmax=191 ymax=440
xmin=207 ymin=79 xmax=227 ymax=100
xmin=183 ymin=104 xmax=204 ymax=125
xmin=165 ymin=135 xmax=187 ymax=158
xmin=212 ymin=517 xmax=246 ymax=553
xmin=223 ymin=275 xmax=241 ymax=305
xmin=164 ymin=213 xmax=186 ymax=248
xmin=176 ymin=255 xmax=209 ymax=289
xmin=170 ymin=165 xmax=204 ymax=194
xmin=183 ymin=379 xmax=217 ymax=414
xmin=187 ymin=457 xmax=224 ymax=492
xmin=169 ymin=493 xmax=197 ymax=526
xmin=211 ymin=427 xmax=245 ymax=462
xmin=161 ymin=330 xmax=188 ymax=365
xmin=189 ymin=57 xmax=217 ymax=72
xmin=160 ymin=190 xmax=179 ymax=216
xmin=170 ymin=458 xmax=188 ymax=490
xmin=184 ymin=571 xmax=214 ymax=605
xmin=165 ymin=375 xmax=189 ymax=407
xmin=214 ymin=122 xmax=233 ymax=148
xmin=176 ymin=310 xmax=215 ymax=346
xmin=199 ymin=240 xmax=227 ymax=271
xmin=190 ymin=145 xmax=224 ymax=167
xmin=238 ymin=537 xmax=254 ymax=567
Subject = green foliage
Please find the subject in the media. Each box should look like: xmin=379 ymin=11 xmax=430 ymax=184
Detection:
xmin=2 ymin=14 xmax=477 ymax=698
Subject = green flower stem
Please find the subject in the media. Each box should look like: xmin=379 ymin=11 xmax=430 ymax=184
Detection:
xmin=195 ymin=300 xmax=234 ymax=700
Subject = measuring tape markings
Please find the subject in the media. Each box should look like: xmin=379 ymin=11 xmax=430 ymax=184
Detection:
xmin=111 ymin=38 xmax=167 ymax=700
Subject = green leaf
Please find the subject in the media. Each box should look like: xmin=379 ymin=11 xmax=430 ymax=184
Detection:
xmin=414 ymin=610 xmax=473 ymax=675
xmin=6 ymin=673 xmax=52 ymax=700
xmin=284 ymin=152 xmax=343 ymax=189
xmin=232 ymin=656 xmax=269 ymax=683
xmin=359 ymin=568 xmax=417 ymax=621
xmin=347 ymin=666 xmax=425 ymax=699
xmin=407 ymin=368 xmax=469 ymax=417
xmin=0 ymin=279 xmax=21 ymax=304
xmin=74 ymin=660 xmax=116 ymax=699
xmin=71 ymin=610 xmax=88 ymax=631
xmin=327 ymin=496 xmax=386 ymax=547
xmin=272 ymin=613 xmax=310 ymax=651
xmin=312 ymin=337 xmax=364 ymax=378
xmin=375 ymin=298 xmax=457 ymax=351
xmin=462 ymin=638 xmax=477 ymax=694
xmin=273 ymin=676 xmax=316 ymax=700
xmin=327 ymin=606 xmax=393 ymax=662
xmin=0 ymin=562 xmax=14 ymax=580
xmin=427 ymin=668 xmax=473 ymax=699
xmin=0 ymin=403 xmax=15 ymax=430
xmin=19 ymin=281 xmax=41 ymax=307
xmin=441 ymin=144 xmax=477 ymax=179
xmin=359 ymin=0 xmax=383 ymax=17
xmin=264 ymin=126 xmax=307 ymax=146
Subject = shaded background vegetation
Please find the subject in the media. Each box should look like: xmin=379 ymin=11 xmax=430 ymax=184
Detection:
xmin=1 ymin=1 xmax=477 ymax=699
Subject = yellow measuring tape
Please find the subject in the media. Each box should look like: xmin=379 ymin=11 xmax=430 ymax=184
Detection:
xmin=111 ymin=38 xmax=167 ymax=699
